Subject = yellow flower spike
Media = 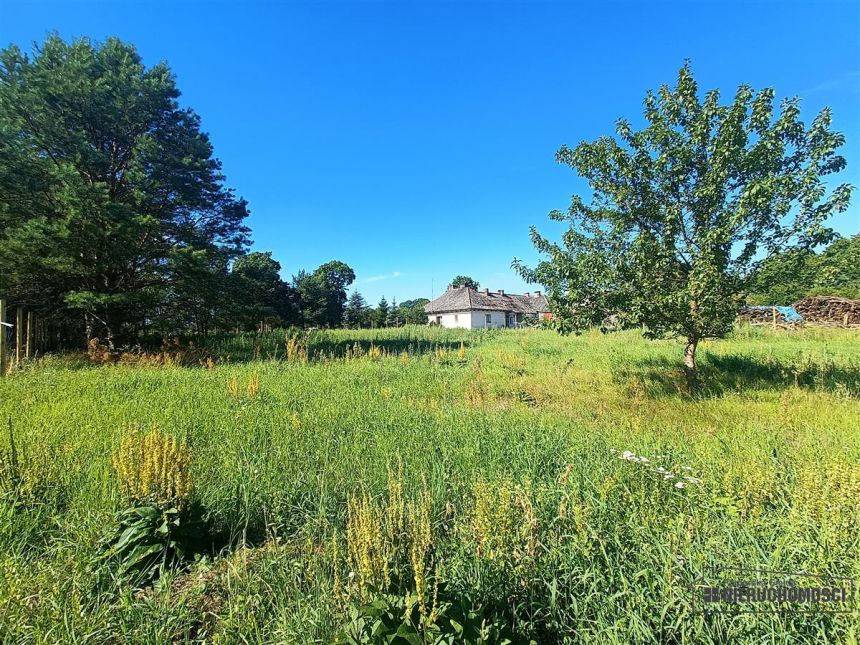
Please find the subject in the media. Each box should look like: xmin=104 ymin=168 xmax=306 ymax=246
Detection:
xmin=227 ymin=374 xmax=240 ymax=398
xmin=112 ymin=427 xmax=192 ymax=509
xmin=246 ymin=374 xmax=260 ymax=399
xmin=289 ymin=413 xmax=301 ymax=431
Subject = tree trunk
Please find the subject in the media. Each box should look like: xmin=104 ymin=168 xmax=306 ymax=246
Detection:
xmin=683 ymin=337 xmax=698 ymax=392
xmin=84 ymin=313 xmax=94 ymax=344
xmin=104 ymin=323 xmax=115 ymax=351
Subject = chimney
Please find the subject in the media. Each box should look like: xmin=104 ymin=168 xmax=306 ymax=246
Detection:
xmin=483 ymin=288 xmax=489 ymax=295
xmin=534 ymin=290 xmax=541 ymax=297
xmin=447 ymin=284 xmax=453 ymax=291
xmin=525 ymin=292 xmax=531 ymax=297
xmin=498 ymin=289 xmax=505 ymax=296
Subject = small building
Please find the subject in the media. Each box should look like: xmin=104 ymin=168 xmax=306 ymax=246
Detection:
xmin=424 ymin=286 xmax=551 ymax=329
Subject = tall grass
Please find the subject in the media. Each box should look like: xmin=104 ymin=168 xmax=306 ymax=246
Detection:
xmin=0 ymin=326 xmax=858 ymax=642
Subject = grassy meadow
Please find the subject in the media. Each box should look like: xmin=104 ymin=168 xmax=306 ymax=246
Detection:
xmin=1 ymin=325 xmax=859 ymax=643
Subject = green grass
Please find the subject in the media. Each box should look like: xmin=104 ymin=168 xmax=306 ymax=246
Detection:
xmin=1 ymin=325 xmax=859 ymax=643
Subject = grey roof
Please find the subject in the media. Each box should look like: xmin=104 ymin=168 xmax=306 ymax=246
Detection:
xmin=424 ymin=287 xmax=549 ymax=314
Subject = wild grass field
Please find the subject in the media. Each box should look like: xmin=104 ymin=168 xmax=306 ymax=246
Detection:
xmin=1 ymin=326 xmax=859 ymax=643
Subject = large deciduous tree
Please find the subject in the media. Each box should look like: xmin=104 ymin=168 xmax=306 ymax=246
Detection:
xmin=451 ymin=275 xmax=480 ymax=290
xmin=294 ymin=261 xmax=356 ymax=328
xmin=748 ymin=234 xmax=860 ymax=303
xmin=230 ymin=251 xmax=297 ymax=330
xmin=0 ymin=35 xmax=250 ymax=346
xmin=516 ymin=64 xmax=852 ymax=386
xmin=399 ymin=298 xmax=430 ymax=325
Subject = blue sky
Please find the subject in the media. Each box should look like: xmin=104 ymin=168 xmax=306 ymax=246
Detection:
xmin=2 ymin=0 xmax=858 ymax=304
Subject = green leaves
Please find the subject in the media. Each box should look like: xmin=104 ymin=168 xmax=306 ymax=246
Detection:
xmin=294 ymin=261 xmax=357 ymax=328
xmin=0 ymin=35 xmax=250 ymax=344
xmin=335 ymin=588 xmax=521 ymax=645
xmin=98 ymin=501 xmax=211 ymax=588
xmin=519 ymin=63 xmax=853 ymax=375
xmin=748 ymin=235 xmax=860 ymax=304
xmin=451 ymin=276 xmax=480 ymax=290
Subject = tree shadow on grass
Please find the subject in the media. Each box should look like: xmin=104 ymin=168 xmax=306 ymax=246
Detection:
xmin=612 ymin=352 xmax=860 ymax=399
xmin=205 ymin=337 xmax=469 ymax=364
xmin=24 ymin=337 xmax=471 ymax=370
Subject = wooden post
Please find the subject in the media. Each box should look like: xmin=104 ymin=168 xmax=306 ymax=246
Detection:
xmin=772 ymin=307 xmax=777 ymax=330
xmin=26 ymin=311 xmax=33 ymax=358
xmin=0 ymin=300 xmax=6 ymax=377
xmin=15 ymin=307 xmax=23 ymax=366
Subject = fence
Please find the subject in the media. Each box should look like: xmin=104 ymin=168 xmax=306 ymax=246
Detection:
xmin=0 ymin=299 xmax=49 ymax=377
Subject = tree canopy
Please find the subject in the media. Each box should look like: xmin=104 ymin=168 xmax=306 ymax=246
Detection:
xmin=230 ymin=252 xmax=298 ymax=329
xmin=344 ymin=291 xmax=370 ymax=328
xmin=0 ymin=35 xmax=390 ymax=344
xmin=0 ymin=35 xmax=250 ymax=345
xmin=294 ymin=261 xmax=356 ymax=328
xmin=748 ymin=234 xmax=860 ymax=303
xmin=451 ymin=275 xmax=480 ymax=290
xmin=516 ymin=63 xmax=853 ymax=385
xmin=399 ymin=299 xmax=430 ymax=325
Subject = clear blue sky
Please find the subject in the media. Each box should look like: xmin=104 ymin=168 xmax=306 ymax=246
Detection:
xmin=2 ymin=1 xmax=858 ymax=304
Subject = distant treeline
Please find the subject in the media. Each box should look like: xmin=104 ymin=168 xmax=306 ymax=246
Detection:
xmin=747 ymin=235 xmax=860 ymax=305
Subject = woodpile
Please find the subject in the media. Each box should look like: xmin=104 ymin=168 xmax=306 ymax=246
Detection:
xmin=792 ymin=296 xmax=860 ymax=327
xmin=738 ymin=307 xmax=797 ymax=326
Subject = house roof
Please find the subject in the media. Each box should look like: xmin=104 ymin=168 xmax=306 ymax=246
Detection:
xmin=424 ymin=287 xmax=549 ymax=314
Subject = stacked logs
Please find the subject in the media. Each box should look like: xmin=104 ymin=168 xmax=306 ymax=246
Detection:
xmin=737 ymin=307 xmax=796 ymax=325
xmin=792 ymin=296 xmax=860 ymax=327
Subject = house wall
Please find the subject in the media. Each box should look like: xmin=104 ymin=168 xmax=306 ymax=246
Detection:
xmin=426 ymin=311 xmax=473 ymax=329
xmin=426 ymin=310 xmax=510 ymax=329
xmin=470 ymin=310 xmax=507 ymax=329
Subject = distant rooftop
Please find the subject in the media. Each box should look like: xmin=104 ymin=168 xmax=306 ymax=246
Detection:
xmin=424 ymin=286 xmax=549 ymax=314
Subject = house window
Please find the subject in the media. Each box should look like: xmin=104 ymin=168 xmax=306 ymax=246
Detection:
xmin=454 ymin=314 xmax=459 ymax=323
xmin=485 ymin=313 xmax=492 ymax=326
xmin=436 ymin=316 xmax=442 ymax=325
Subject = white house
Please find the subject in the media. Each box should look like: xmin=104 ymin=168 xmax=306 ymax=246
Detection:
xmin=424 ymin=286 xmax=551 ymax=329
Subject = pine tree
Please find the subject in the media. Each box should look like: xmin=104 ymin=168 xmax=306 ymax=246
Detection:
xmin=344 ymin=291 xmax=368 ymax=328
xmin=376 ymin=296 xmax=389 ymax=328
xmin=388 ymin=297 xmax=399 ymax=327
xmin=0 ymin=35 xmax=251 ymax=346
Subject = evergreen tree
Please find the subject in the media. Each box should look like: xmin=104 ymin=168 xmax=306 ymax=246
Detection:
xmin=388 ymin=297 xmax=399 ymax=327
xmin=0 ymin=36 xmax=251 ymax=347
xmin=376 ymin=296 xmax=390 ymax=328
xmin=344 ymin=291 xmax=368 ymax=328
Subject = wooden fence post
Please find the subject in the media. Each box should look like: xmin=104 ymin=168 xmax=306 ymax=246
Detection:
xmin=26 ymin=311 xmax=33 ymax=359
xmin=0 ymin=300 xmax=6 ymax=377
xmin=15 ymin=307 xmax=23 ymax=366
xmin=772 ymin=307 xmax=777 ymax=330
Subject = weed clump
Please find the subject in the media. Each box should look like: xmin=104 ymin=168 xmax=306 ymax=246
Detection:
xmin=102 ymin=428 xmax=204 ymax=585
xmin=112 ymin=427 xmax=192 ymax=509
